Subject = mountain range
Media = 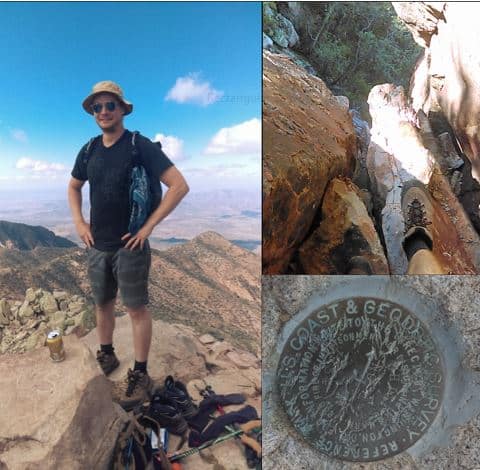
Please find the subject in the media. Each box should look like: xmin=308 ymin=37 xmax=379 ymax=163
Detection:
xmin=0 ymin=220 xmax=76 ymax=250
xmin=0 ymin=228 xmax=260 ymax=353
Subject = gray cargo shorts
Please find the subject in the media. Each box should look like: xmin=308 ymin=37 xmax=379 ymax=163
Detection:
xmin=87 ymin=241 xmax=151 ymax=309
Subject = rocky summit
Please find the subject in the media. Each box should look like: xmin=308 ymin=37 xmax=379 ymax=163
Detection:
xmin=0 ymin=231 xmax=261 ymax=469
xmin=0 ymin=288 xmax=93 ymax=354
xmin=0 ymin=315 xmax=260 ymax=469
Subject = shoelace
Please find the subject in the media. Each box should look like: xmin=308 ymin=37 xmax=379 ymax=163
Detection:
xmin=406 ymin=198 xmax=431 ymax=231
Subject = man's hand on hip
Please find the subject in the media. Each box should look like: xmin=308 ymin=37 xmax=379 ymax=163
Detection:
xmin=122 ymin=224 xmax=153 ymax=250
xmin=76 ymin=221 xmax=94 ymax=248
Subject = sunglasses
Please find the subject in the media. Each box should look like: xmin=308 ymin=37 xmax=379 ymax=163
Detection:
xmin=91 ymin=101 xmax=117 ymax=113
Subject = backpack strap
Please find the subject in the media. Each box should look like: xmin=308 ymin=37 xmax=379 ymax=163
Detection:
xmin=131 ymin=130 xmax=141 ymax=166
xmin=82 ymin=135 xmax=100 ymax=165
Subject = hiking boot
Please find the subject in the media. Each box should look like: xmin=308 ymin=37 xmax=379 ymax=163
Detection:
xmin=96 ymin=350 xmax=120 ymax=376
xmin=161 ymin=375 xmax=198 ymax=420
xmin=112 ymin=369 xmax=153 ymax=411
xmin=401 ymin=182 xmax=434 ymax=250
xmin=145 ymin=394 xmax=189 ymax=435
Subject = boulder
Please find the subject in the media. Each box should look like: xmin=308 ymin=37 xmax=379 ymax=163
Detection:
xmin=0 ymin=335 xmax=126 ymax=469
xmin=198 ymin=334 xmax=216 ymax=345
xmin=25 ymin=287 xmax=36 ymax=303
xmin=263 ymin=51 xmax=356 ymax=273
xmin=392 ymin=2 xmax=445 ymax=47
xmin=350 ymin=109 xmax=371 ymax=190
xmin=0 ymin=299 xmax=11 ymax=326
xmin=298 ymin=177 xmax=389 ymax=274
xmin=398 ymin=2 xmax=480 ymax=185
xmin=53 ymin=291 xmax=68 ymax=301
xmin=23 ymin=330 xmax=46 ymax=351
xmin=39 ymin=291 xmax=59 ymax=315
xmin=263 ymin=3 xmax=299 ymax=49
xmin=18 ymin=300 xmax=34 ymax=322
xmin=263 ymin=32 xmax=274 ymax=50
xmin=68 ymin=301 xmax=84 ymax=316
xmin=335 ymin=95 xmax=350 ymax=111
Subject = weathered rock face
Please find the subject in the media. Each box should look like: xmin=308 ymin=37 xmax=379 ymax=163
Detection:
xmin=367 ymin=83 xmax=480 ymax=274
xmin=263 ymin=50 xmax=357 ymax=274
xmin=1 ymin=310 xmax=261 ymax=470
xmin=392 ymin=2 xmax=445 ymax=47
xmin=0 ymin=335 xmax=126 ymax=469
xmin=396 ymin=2 xmax=480 ymax=184
xmin=0 ymin=289 xmax=93 ymax=354
xmin=298 ymin=177 xmax=389 ymax=274
xmin=263 ymin=3 xmax=299 ymax=49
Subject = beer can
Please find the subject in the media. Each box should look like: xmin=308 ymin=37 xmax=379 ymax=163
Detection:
xmin=46 ymin=330 xmax=65 ymax=362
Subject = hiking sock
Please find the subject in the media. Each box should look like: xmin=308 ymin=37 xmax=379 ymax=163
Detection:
xmin=188 ymin=405 xmax=259 ymax=446
xmin=189 ymin=394 xmax=247 ymax=432
xmin=100 ymin=344 xmax=115 ymax=355
xmin=134 ymin=360 xmax=147 ymax=374
xmin=404 ymin=235 xmax=430 ymax=261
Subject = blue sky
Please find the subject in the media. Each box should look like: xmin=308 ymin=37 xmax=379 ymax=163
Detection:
xmin=0 ymin=2 xmax=261 ymax=194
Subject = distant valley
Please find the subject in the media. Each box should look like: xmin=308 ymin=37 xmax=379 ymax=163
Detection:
xmin=0 ymin=189 xmax=261 ymax=252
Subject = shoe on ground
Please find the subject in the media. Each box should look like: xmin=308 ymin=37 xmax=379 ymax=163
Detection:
xmin=112 ymin=368 xmax=153 ymax=411
xmin=160 ymin=375 xmax=198 ymax=420
xmin=145 ymin=394 xmax=189 ymax=435
xmin=401 ymin=182 xmax=434 ymax=249
xmin=96 ymin=350 xmax=120 ymax=376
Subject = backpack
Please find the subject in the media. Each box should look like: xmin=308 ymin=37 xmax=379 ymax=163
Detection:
xmin=111 ymin=414 xmax=173 ymax=470
xmin=82 ymin=131 xmax=163 ymax=235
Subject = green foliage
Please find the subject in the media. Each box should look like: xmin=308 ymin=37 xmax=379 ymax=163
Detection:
xmin=263 ymin=2 xmax=279 ymax=38
xmin=278 ymin=2 xmax=421 ymax=115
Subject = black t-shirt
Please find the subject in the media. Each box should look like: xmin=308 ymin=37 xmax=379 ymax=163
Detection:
xmin=71 ymin=129 xmax=174 ymax=251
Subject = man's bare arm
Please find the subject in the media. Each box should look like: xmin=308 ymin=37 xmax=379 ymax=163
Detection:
xmin=68 ymin=177 xmax=94 ymax=247
xmin=122 ymin=166 xmax=189 ymax=250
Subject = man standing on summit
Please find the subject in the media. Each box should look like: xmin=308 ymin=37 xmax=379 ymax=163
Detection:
xmin=68 ymin=81 xmax=189 ymax=409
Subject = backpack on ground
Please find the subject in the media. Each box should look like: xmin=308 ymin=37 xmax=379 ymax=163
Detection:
xmin=111 ymin=412 xmax=171 ymax=470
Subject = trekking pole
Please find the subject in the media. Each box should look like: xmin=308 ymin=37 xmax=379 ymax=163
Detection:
xmin=169 ymin=421 xmax=261 ymax=463
xmin=201 ymin=384 xmax=262 ymax=458
xmin=169 ymin=428 xmax=245 ymax=462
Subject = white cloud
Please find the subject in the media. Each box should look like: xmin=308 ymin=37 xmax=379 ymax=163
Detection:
xmin=16 ymin=157 xmax=66 ymax=173
xmin=165 ymin=73 xmax=223 ymax=106
xmin=153 ymin=134 xmax=187 ymax=161
xmin=204 ymin=118 xmax=261 ymax=156
xmin=11 ymin=129 xmax=28 ymax=143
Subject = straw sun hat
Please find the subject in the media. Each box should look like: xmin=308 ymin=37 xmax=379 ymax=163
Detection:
xmin=82 ymin=80 xmax=133 ymax=115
